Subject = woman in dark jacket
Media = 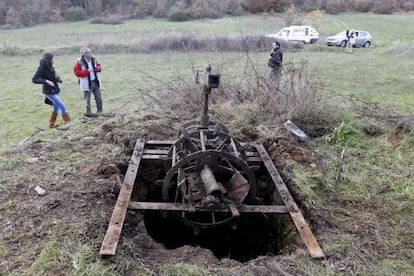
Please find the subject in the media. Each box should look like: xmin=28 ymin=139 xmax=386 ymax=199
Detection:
xmin=32 ymin=52 xmax=70 ymax=128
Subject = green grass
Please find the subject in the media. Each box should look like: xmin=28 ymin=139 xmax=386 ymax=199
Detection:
xmin=160 ymin=263 xmax=208 ymax=276
xmin=1 ymin=46 xmax=413 ymax=153
xmin=26 ymin=240 xmax=65 ymax=275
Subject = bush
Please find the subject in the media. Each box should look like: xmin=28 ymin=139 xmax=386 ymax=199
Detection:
xmin=167 ymin=7 xmax=189 ymax=22
xmin=146 ymin=55 xmax=342 ymax=138
xmin=187 ymin=0 xmax=223 ymax=19
xmin=152 ymin=0 xmax=176 ymax=18
xmin=352 ymin=0 xmax=374 ymax=12
xmin=221 ymin=0 xmax=243 ymax=15
xmin=64 ymin=7 xmax=87 ymax=22
xmin=324 ymin=1 xmax=346 ymax=15
xmin=5 ymin=7 xmax=22 ymax=27
xmin=327 ymin=122 xmax=360 ymax=145
xmin=40 ymin=8 xmax=63 ymax=23
xmin=131 ymin=0 xmax=158 ymax=16
xmin=401 ymin=1 xmax=413 ymax=11
xmin=282 ymin=4 xmax=304 ymax=26
xmin=241 ymin=0 xmax=264 ymax=13
xmin=134 ymin=35 xmax=282 ymax=53
xmin=90 ymin=16 xmax=125 ymax=24
xmin=372 ymin=0 xmax=397 ymax=14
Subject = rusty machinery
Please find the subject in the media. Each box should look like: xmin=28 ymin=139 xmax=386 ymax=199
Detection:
xmin=100 ymin=65 xmax=325 ymax=258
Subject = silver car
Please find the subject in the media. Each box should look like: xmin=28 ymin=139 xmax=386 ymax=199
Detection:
xmin=326 ymin=30 xmax=372 ymax=48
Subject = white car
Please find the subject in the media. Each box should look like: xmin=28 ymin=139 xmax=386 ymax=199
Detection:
xmin=265 ymin=26 xmax=319 ymax=44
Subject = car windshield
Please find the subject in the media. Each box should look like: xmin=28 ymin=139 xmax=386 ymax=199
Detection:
xmin=336 ymin=31 xmax=346 ymax=36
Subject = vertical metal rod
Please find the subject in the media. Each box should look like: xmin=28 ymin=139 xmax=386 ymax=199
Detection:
xmin=172 ymin=145 xmax=177 ymax=167
xmin=230 ymin=138 xmax=240 ymax=158
xmin=200 ymin=88 xmax=211 ymax=128
xmin=200 ymin=130 xmax=206 ymax=151
xmin=203 ymin=90 xmax=210 ymax=115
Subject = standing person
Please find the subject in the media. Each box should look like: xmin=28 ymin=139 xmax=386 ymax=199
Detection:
xmin=32 ymin=52 xmax=70 ymax=128
xmin=73 ymin=47 xmax=103 ymax=115
xmin=349 ymin=31 xmax=356 ymax=53
xmin=346 ymin=30 xmax=354 ymax=53
xmin=268 ymin=41 xmax=283 ymax=85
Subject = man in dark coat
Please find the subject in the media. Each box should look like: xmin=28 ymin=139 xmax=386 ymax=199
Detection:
xmin=268 ymin=41 xmax=283 ymax=85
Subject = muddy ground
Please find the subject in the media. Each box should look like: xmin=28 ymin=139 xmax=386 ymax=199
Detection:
xmin=0 ymin=113 xmax=412 ymax=275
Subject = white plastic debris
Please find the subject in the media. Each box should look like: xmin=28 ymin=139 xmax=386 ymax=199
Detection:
xmin=284 ymin=120 xmax=308 ymax=142
xmin=34 ymin=185 xmax=46 ymax=196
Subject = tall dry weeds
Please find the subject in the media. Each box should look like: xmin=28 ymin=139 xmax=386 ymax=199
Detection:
xmin=141 ymin=56 xmax=342 ymax=138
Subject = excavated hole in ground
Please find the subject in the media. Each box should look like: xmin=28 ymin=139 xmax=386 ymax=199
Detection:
xmin=127 ymin=165 xmax=294 ymax=262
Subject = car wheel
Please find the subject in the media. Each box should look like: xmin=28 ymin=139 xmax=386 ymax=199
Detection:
xmin=340 ymin=40 xmax=347 ymax=48
xmin=363 ymin=41 xmax=371 ymax=48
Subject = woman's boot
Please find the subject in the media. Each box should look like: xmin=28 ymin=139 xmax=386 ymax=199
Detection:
xmin=49 ymin=112 xmax=58 ymax=128
xmin=62 ymin=113 xmax=71 ymax=123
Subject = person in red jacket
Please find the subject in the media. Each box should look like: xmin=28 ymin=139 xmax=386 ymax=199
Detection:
xmin=73 ymin=47 xmax=103 ymax=115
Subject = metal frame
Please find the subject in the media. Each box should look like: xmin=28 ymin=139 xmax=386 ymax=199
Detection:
xmin=99 ymin=139 xmax=325 ymax=258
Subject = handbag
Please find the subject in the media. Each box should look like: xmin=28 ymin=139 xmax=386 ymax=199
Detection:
xmin=44 ymin=97 xmax=53 ymax=105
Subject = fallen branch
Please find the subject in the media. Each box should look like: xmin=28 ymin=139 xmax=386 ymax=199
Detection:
xmin=0 ymin=184 xmax=9 ymax=193
xmin=18 ymin=127 xmax=44 ymax=145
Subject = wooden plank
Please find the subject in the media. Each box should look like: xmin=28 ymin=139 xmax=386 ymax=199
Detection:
xmin=143 ymin=149 xmax=169 ymax=155
xmin=145 ymin=140 xmax=175 ymax=145
xmin=99 ymin=139 xmax=146 ymax=256
xmin=145 ymin=140 xmax=256 ymax=148
xmin=128 ymin=201 xmax=288 ymax=213
xmin=142 ymin=155 xmax=261 ymax=162
xmin=255 ymin=143 xmax=325 ymax=258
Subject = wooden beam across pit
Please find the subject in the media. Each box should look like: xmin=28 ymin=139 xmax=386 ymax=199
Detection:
xmin=99 ymin=139 xmax=145 ymax=256
xmin=128 ymin=201 xmax=288 ymax=213
xmin=255 ymin=143 xmax=325 ymax=259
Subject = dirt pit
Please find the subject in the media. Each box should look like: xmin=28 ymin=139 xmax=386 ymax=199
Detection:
xmin=143 ymin=211 xmax=287 ymax=262
xmin=123 ymin=164 xmax=293 ymax=263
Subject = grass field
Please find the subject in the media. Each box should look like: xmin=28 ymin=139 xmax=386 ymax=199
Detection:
xmin=1 ymin=13 xmax=414 ymax=152
xmin=0 ymin=12 xmax=413 ymax=275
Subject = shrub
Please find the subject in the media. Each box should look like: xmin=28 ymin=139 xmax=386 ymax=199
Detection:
xmin=63 ymin=6 xmax=87 ymax=22
xmin=152 ymin=0 xmax=176 ymax=18
xmin=372 ymin=0 xmax=397 ymax=14
xmin=327 ymin=122 xmax=360 ymax=145
xmin=152 ymin=6 xmax=170 ymax=18
xmin=145 ymin=55 xmax=342 ymax=138
xmin=167 ymin=7 xmax=189 ymax=22
xmin=352 ymin=0 xmax=374 ymax=12
xmin=401 ymin=1 xmax=413 ymax=11
xmin=90 ymin=16 xmax=125 ymax=24
xmin=131 ymin=9 xmax=147 ymax=19
xmin=2 ymin=43 xmax=19 ymax=56
xmin=241 ymin=0 xmax=264 ymax=13
xmin=40 ymin=8 xmax=63 ymax=23
xmin=324 ymin=1 xmax=346 ymax=15
xmin=131 ymin=0 xmax=158 ymax=16
xmin=5 ymin=7 xmax=22 ymax=27
xmin=282 ymin=4 xmax=304 ymax=26
xmin=134 ymin=35 xmax=284 ymax=53
xmin=187 ymin=2 xmax=223 ymax=19
xmin=221 ymin=0 xmax=243 ymax=15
